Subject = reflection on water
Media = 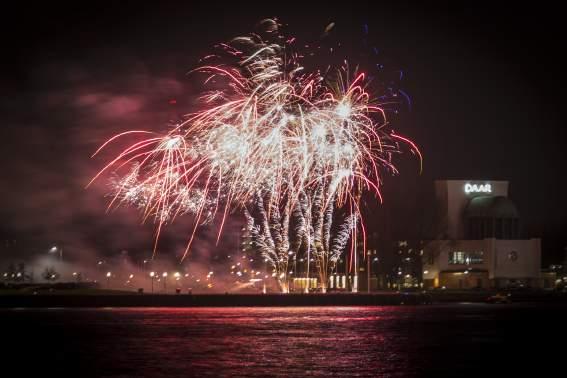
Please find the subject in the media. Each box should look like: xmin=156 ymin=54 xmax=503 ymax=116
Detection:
xmin=2 ymin=304 xmax=564 ymax=377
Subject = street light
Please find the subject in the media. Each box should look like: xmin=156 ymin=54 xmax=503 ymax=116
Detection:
xmin=49 ymin=245 xmax=63 ymax=261
xmin=162 ymin=272 xmax=168 ymax=292
xmin=150 ymin=271 xmax=155 ymax=293
xmin=72 ymin=272 xmax=82 ymax=283
xmin=106 ymin=271 xmax=111 ymax=287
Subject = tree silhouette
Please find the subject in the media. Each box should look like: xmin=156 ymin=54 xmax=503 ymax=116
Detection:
xmin=42 ymin=267 xmax=59 ymax=282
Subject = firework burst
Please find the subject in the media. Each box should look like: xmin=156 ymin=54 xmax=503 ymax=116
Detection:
xmin=89 ymin=19 xmax=421 ymax=264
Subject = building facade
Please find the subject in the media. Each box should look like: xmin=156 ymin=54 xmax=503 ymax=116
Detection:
xmin=423 ymin=180 xmax=542 ymax=289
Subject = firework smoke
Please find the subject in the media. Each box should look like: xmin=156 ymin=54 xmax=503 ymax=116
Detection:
xmin=90 ymin=19 xmax=421 ymax=282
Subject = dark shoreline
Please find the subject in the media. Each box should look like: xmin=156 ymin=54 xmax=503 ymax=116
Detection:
xmin=1 ymin=291 xmax=566 ymax=307
xmin=0 ymin=293 xmax=427 ymax=307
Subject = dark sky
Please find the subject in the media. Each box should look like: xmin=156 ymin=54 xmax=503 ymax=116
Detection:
xmin=0 ymin=1 xmax=565 ymax=264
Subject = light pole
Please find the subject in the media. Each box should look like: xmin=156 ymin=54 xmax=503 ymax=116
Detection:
xmin=162 ymin=272 xmax=168 ymax=292
xmin=49 ymin=245 xmax=63 ymax=261
xmin=72 ymin=272 xmax=82 ymax=283
xmin=106 ymin=272 xmax=111 ymax=288
xmin=174 ymin=272 xmax=181 ymax=293
xmin=150 ymin=271 xmax=155 ymax=293
xmin=367 ymin=251 xmax=371 ymax=293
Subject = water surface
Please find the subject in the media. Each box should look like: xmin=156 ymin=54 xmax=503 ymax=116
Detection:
xmin=2 ymin=304 xmax=564 ymax=377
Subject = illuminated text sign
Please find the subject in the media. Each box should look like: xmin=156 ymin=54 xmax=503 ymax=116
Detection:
xmin=464 ymin=183 xmax=492 ymax=194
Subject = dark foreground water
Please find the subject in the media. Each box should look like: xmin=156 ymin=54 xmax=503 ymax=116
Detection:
xmin=2 ymin=303 xmax=565 ymax=377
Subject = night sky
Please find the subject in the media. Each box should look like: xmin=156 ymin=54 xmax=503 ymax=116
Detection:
xmin=0 ymin=2 xmax=565 ymax=264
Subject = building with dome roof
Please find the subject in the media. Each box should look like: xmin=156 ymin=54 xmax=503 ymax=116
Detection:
xmin=422 ymin=180 xmax=542 ymax=289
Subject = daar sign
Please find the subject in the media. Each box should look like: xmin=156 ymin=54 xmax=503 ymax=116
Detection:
xmin=464 ymin=183 xmax=492 ymax=194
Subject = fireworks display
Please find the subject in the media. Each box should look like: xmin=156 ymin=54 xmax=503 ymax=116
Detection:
xmin=89 ymin=19 xmax=421 ymax=288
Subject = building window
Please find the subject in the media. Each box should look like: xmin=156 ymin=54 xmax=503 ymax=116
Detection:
xmin=449 ymin=251 xmax=484 ymax=265
xmin=449 ymin=251 xmax=466 ymax=265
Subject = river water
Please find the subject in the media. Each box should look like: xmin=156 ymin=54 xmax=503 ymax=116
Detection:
xmin=2 ymin=303 xmax=564 ymax=377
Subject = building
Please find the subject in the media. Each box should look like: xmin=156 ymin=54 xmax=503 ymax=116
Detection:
xmin=422 ymin=180 xmax=542 ymax=289
xmin=358 ymin=237 xmax=424 ymax=291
